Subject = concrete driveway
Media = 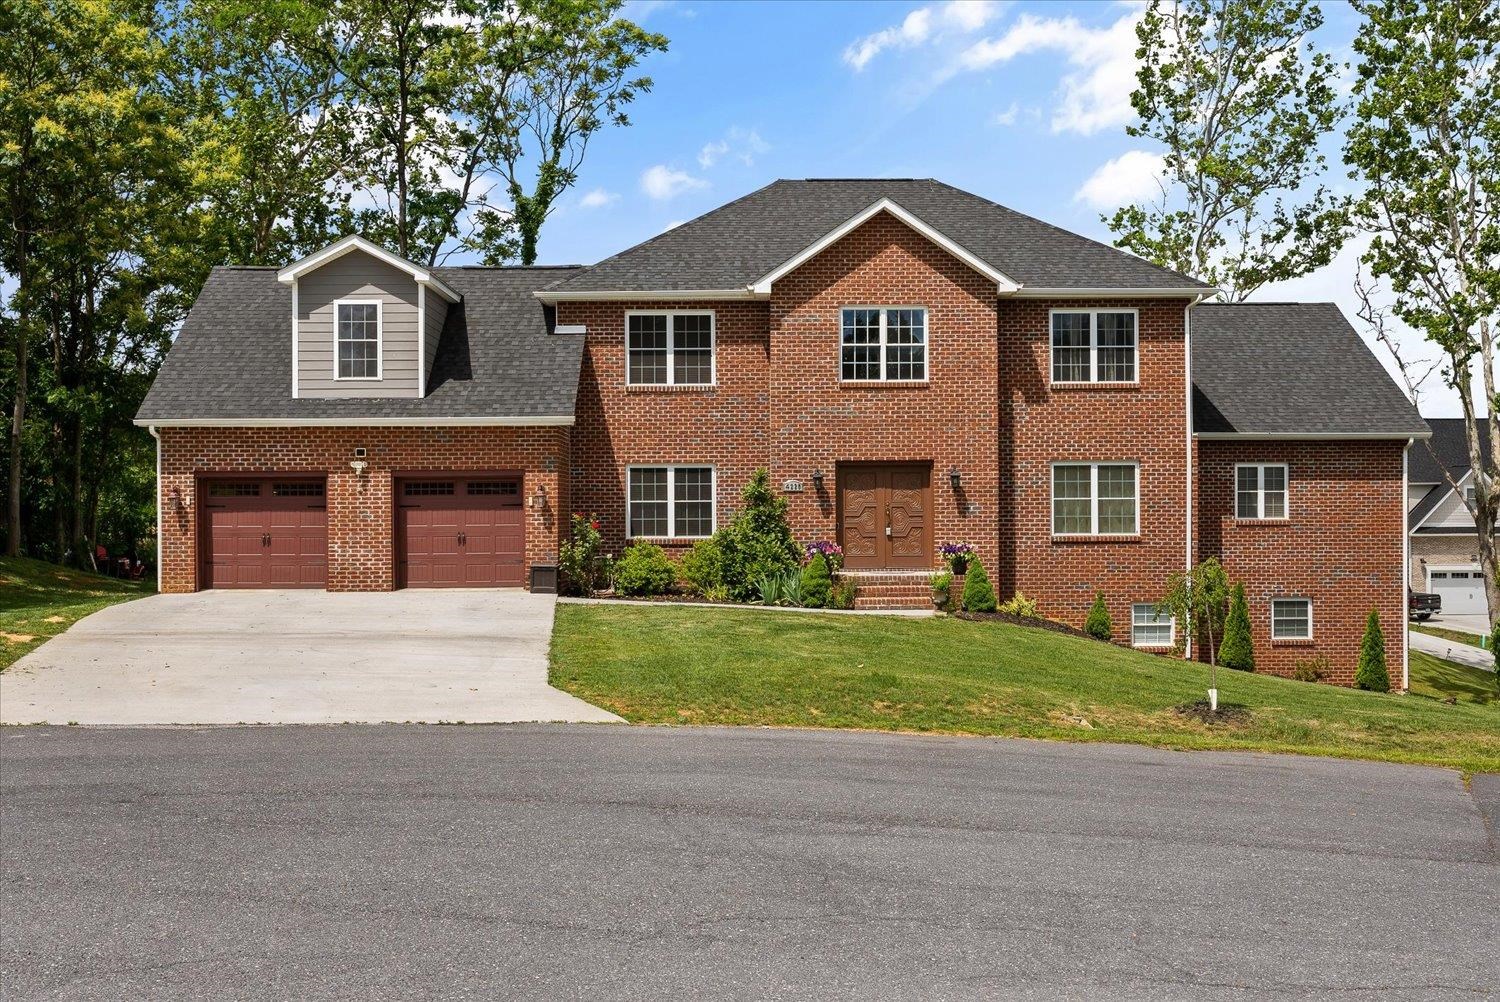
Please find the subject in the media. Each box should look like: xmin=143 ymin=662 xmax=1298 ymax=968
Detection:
xmin=0 ymin=590 xmax=620 ymax=725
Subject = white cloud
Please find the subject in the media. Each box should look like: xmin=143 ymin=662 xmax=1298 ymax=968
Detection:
xmin=578 ymin=187 xmax=619 ymax=209
xmin=1074 ymin=150 xmax=1165 ymax=209
xmin=697 ymin=127 xmax=771 ymax=169
xmin=842 ymin=1 xmax=1000 ymax=71
xmin=640 ymin=165 xmax=708 ymax=201
xmin=991 ymin=101 xmax=1019 ymax=126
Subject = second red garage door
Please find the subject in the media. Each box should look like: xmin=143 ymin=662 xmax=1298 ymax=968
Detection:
xmin=397 ymin=477 xmax=526 ymax=587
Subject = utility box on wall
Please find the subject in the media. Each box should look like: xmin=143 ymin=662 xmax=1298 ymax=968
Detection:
xmin=530 ymin=564 xmax=558 ymax=594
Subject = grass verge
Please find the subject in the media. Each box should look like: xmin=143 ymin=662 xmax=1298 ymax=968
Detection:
xmin=0 ymin=556 xmax=153 ymax=671
xmin=551 ymin=604 xmax=1500 ymax=774
xmin=1409 ymin=650 xmax=1497 ymax=706
xmin=1410 ymin=622 xmax=1488 ymax=649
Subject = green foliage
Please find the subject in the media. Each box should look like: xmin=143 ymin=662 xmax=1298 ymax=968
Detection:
xmin=1106 ymin=0 xmax=1349 ymax=299
xmin=1355 ymin=609 xmax=1390 ymax=693
xmin=709 ymin=469 xmax=801 ymax=602
xmin=677 ymin=537 xmax=723 ymax=597
xmin=1085 ymin=591 xmax=1113 ymax=641
xmin=1160 ymin=557 xmax=1231 ymax=666
xmin=998 ymin=591 xmax=1039 ymax=619
xmin=930 ymin=569 xmax=953 ymax=609
xmin=830 ymin=579 xmax=857 ymax=610
xmin=1292 ymin=655 xmax=1330 ymax=684
xmin=1492 ymin=622 xmax=1500 ymax=679
xmin=799 ymin=553 xmax=833 ymax=609
xmin=962 ymin=560 xmax=997 ymax=613
xmin=756 ymin=569 xmax=802 ymax=607
xmin=612 ymin=542 xmax=674 ymax=598
xmin=1220 ymin=583 xmax=1255 ymax=671
xmin=559 ymin=513 xmax=607 ymax=597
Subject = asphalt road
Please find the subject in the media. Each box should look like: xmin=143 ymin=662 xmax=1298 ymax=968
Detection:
xmin=3 ymin=725 xmax=1496 ymax=1001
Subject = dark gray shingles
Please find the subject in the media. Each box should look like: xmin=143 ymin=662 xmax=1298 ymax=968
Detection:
xmin=1406 ymin=418 xmax=1490 ymax=530
xmin=546 ymin=179 xmax=1211 ymax=293
xmin=1191 ymin=302 xmax=1428 ymax=437
xmin=136 ymin=265 xmax=584 ymax=422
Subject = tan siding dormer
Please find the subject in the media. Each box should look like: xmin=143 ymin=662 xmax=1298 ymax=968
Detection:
xmin=296 ymin=250 xmax=422 ymax=398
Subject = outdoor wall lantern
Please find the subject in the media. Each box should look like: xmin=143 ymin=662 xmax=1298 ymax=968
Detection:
xmin=530 ymin=483 xmax=549 ymax=510
xmin=949 ymin=466 xmax=962 ymax=492
xmin=811 ymin=469 xmax=825 ymax=490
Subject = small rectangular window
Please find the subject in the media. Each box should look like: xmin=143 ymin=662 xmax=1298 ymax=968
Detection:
xmin=272 ymin=482 xmax=324 ymax=497
xmin=208 ymin=482 xmax=260 ymax=497
xmin=628 ymin=466 xmax=714 ymax=538
xmin=1050 ymin=310 xmax=1137 ymax=384
xmin=466 ymin=481 xmax=519 ymax=496
xmin=403 ymin=481 xmax=455 ymax=496
xmin=336 ymin=301 xmax=381 ymax=379
xmin=841 ymin=307 xmax=926 ymax=381
xmin=1236 ymin=464 xmax=1289 ymax=519
xmin=1131 ymin=604 xmax=1174 ymax=647
xmin=627 ymin=312 xmax=714 ymax=385
xmin=1052 ymin=463 xmax=1138 ymax=535
xmin=1271 ymin=598 xmax=1312 ymax=640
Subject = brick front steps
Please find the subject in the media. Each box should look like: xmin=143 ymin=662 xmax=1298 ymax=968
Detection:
xmin=839 ymin=571 xmax=935 ymax=611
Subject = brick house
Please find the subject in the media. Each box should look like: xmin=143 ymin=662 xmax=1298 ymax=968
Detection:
xmin=136 ymin=179 xmax=1428 ymax=686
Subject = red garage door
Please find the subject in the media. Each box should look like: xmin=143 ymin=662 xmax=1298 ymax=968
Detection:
xmin=398 ymin=477 xmax=525 ymax=587
xmin=200 ymin=478 xmax=328 ymax=589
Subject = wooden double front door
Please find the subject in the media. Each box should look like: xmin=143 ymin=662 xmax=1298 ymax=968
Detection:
xmin=838 ymin=465 xmax=932 ymax=570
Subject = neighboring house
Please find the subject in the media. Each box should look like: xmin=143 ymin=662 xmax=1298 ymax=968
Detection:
xmin=1408 ymin=418 xmax=1493 ymax=617
xmin=135 ymin=178 xmax=1428 ymax=686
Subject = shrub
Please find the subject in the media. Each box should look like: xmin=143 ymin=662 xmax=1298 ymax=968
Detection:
xmin=804 ymin=541 xmax=843 ymax=572
xmin=998 ymin=591 xmax=1039 ymax=618
xmin=559 ymin=513 xmax=607 ymax=596
xmin=613 ymin=542 xmax=675 ymax=597
xmin=1355 ymin=608 xmax=1390 ymax=692
xmin=677 ymin=537 xmax=724 ymax=597
xmin=1292 ymin=655 xmax=1330 ymax=683
xmin=831 ymin=579 xmax=857 ymax=610
xmin=962 ymin=559 xmax=998 ymax=612
xmin=1220 ymin=583 xmax=1255 ymax=671
xmin=756 ymin=568 xmax=802 ymax=606
xmin=930 ymin=569 xmax=953 ymax=608
xmin=1084 ymin=591 xmax=1112 ymax=641
xmin=713 ymin=469 xmax=801 ymax=601
xmin=799 ymin=552 xmax=832 ymax=608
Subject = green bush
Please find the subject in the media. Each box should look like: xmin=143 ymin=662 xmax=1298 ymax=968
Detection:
xmin=559 ymin=513 xmax=607 ymax=596
xmin=613 ymin=542 xmax=675 ymax=597
xmin=998 ymin=591 xmax=1039 ymax=618
xmin=930 ymin=570 xmax=953 ymax=609
xmin=1220 ymin=583 xmax=1255 ymax=671
xmin=1355 ymin=608 xmax=1389 ymax=692
xmin=1084 ymin=591 xmax=1112 ymax=641
xmin=831 ymin=578 xmax=857 ymax=610
xmin=677 ymin=537 xmax=724 ymax=597
xmin=799 ymin=553 xmax=833 ymax=608
xmin=1292 ymin=655 xmax=1330 ymax=683
xmin=756 ymin=568 xmax=802 ymax=606
xmin=962 ymin=560 xmax=997 ymax=612
xmin=711 ymin=468 xmax=801 ymax=601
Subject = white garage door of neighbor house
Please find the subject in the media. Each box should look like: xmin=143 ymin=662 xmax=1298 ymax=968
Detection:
xmin=1428 ymin=567 xmax=1487 ymax=616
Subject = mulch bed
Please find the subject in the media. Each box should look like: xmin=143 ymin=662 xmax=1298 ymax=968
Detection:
xmin=1172 ymin=700 xmax=1252 ymax=724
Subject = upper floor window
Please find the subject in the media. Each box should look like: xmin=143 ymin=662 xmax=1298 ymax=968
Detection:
xmin=1052 ymin=462 xmax=1138 ymax=536
xmin=627 ymin=311 xmax=715 ymax=385
xmin=1236 ymin=463 xmax=1288 ymax=519
xmin=1050 ymin=309 xmax=1137 ymax=383
xmin=628 ymin=465 xmax=715 ymax=538
xmin=336 ymin=301 xmax=381 ymax=380
xmin=841 ymin=307 xmax=926 ymax=382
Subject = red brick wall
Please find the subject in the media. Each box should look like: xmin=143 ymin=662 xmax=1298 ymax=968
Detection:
xmin=997 ymin=299 xmax=1192 ymax=633
xmin=1195 ymin=440 xmax=1407 ymax=688
xmin=157 ymin=426 xmax=568 ymax=592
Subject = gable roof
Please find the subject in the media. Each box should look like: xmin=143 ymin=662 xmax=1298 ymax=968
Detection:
xmin=1191 ymin=302 xmax=1429 ymax=439
xmin=135 ymin=265 xmax=584 ymax=425
xmin=276 ymin=234 xmax=461 ymax=302
xmin=1409 ymin=417 xmax=1490 ymax=483
xmin=541 ymin=178 xmax=1212 ymax=299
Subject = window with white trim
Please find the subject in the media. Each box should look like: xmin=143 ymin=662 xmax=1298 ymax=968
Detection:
xmin=628 ymin=466 xmax=714 ymax=538
xmin=841 ymin=307 xmax=926 ymax=381
xmin=1271 ymin=598 xmax=1312 ymax=640
xmin=1236 ymin=463 xmax=1288 ymax=519
xmin=1050 ymin=310 xmax=1137 ymax=383
xmin=1131 ymin=603 xmax=1174 ymax=647
xmin=1051 ymin=463 xmax=1138 ymax=535
xmin=336 ymin=301 xmax=380 ymax=379
xmin=627 ymin=312 xmax=715 ymax=385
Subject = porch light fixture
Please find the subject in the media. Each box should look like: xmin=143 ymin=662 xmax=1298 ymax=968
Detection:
xmin=530 ymin=483 xmax=549 ymax=509
xmin=949 ymin=467 xmax=962 ymax=492
xmin=811 ymin=470 xmax=825 ymax=489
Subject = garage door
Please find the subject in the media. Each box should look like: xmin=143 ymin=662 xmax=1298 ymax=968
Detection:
xmin=1428 ymin=567 xmax=1487 ymax=616
xmin=200 ymin=478 xmax=328 ymax=589
xmin=397 ymin=477 xmax=525 ymax=587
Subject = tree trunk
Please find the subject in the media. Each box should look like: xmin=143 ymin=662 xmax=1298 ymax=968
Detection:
xmin=6 ymin=314 xmax=25 ymax=557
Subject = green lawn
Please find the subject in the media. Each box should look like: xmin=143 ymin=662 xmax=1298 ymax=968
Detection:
xmin=0 ymin=556 xmax=153 ymax=671
xmin=1410 ymin=622 xmax=1488 ymax=649
xmin=551 ymin=604 xmax=1500 ymax=774
xmin=1409 ymin=650 xmax=1498 ymax=706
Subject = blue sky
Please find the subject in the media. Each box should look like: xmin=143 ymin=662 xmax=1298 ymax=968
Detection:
xmin=532 ymin=0 xmax=1466 ymax=417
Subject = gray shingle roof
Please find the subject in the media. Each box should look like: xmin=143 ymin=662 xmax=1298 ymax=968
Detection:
xmin=135 ymin=265 xmax=584 ymax=423
xmin=1191 ymin=302 xmax=1429 ymax=438
xmin=545 ymin=178 xmax=1211 ymax=294
xmin=1406 ymin=418 xmax=1490 ymax=530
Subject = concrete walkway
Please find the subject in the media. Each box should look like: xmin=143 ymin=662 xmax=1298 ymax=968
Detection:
xmin=0 ymin=590 xmax=621 ymax=725
xmin=1409 ymin=627 xmax=1497 ymax=672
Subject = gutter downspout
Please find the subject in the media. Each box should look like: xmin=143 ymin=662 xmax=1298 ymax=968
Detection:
xmin=1184 ymin=295 xmax=1204 ymax=661
xmin=148 ymin=425 xmax=162 ymax=593
xmin=1403 ymin=437 xmax=1412 ymax=691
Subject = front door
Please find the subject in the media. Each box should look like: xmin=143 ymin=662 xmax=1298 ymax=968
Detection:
xmin=838 ymin=465 xmax=931 ymax=570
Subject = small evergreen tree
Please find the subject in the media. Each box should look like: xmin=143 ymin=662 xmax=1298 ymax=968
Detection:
xmin=799 ymin=552 xmax=832 ymax=608
xmin=962 ymin=560 xmax=997 ymax=613
xmin=1355 ymin=609 xmax=1390 ymax=693
xmin=1084 ymin=591 xmax=1112 ymax=641
xmin=1220 ymin=583 xmax=1255 ymax=671
xmin=715 ymin=468 xmax=801 ymax=601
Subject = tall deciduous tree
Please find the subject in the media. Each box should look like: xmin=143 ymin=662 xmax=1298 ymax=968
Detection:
xmin=1345 ymin=0 xmax=1500 ymax=619
xmin=1106 ymin=0 xmax=1349 ymax=300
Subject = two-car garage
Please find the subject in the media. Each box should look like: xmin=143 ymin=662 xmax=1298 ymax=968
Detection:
xmin=198 ymin=474 xmax=525 ymax=590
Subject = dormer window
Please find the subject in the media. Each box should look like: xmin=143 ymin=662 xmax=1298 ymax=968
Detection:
xmin=336 ymin=301 xmax=382 ymax=380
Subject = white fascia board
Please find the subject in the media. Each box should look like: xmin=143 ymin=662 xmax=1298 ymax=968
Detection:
xmin=133 ymin=415 xmax=575 ymax=428
xmin=1195 ymin=431 xmax=1434 ymax=441
xmin=750 ymin=197 xmax=1021 ymax=296
xmin=1013 ymin=286 xmax=1218 ymax=299
xmin=552 ymin=324 xmax=588 ymax=334
xmin=535 ymin=288 xmax=760 ymax=304
xmin=276 ymin=235 xmax=461 ymax=303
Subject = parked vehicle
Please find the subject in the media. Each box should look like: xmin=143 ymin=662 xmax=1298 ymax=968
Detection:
xmin=1408 ymin=588 xmax=1441 ymax=621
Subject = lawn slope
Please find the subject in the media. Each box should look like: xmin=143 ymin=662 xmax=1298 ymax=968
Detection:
xmin=1 ymin=556 xmax=152 ymax=671
xmin=551 ymin=604 xmax=1500 ymax=773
